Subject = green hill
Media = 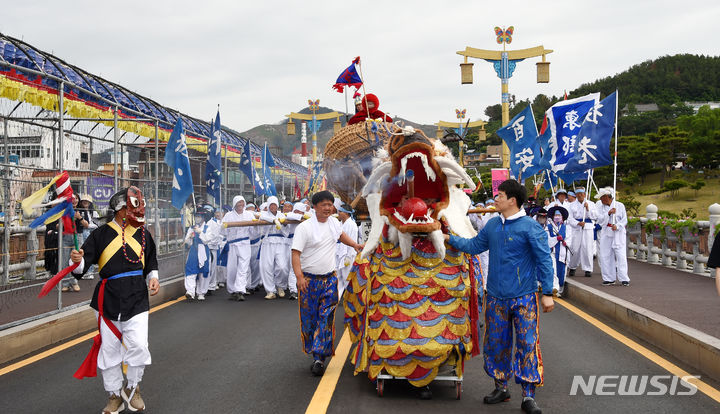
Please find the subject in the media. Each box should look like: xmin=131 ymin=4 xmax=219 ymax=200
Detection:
xmin=240 ymin=106 xmax=435 ymax=157
xmin=570 ymin=54 xmax=720 ymax=107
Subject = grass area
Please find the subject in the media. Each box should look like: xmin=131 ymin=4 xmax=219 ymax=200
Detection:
xmin=619 ymin=170 xmax=720 ymax=219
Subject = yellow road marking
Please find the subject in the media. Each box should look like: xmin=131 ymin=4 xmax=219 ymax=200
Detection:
xmin=305 ymin=328 xmax=352 ymax=414
xmin=556 ymin=298 xmax=720 ymax=403
xmin=0 ymin=295 xmax=186 ymax=377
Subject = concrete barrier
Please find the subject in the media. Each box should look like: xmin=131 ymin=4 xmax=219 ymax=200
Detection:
xmin=0 ymin=275 xmax=185 ymax=365
xmin=564 ymin=279 xmax=720 ymax=382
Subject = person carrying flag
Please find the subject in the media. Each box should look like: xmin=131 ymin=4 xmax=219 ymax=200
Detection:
xmin=567 ymin=187 xmax=596 ymax=278
xmin=69 ymin=186 xmax=159 ymax=413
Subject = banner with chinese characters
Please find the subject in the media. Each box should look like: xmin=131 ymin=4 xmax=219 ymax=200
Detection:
xmin=491 ymin=168 xmax=509 ymax=197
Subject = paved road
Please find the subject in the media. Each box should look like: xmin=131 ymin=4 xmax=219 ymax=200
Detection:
xmin=1 ymin=288 xmax=719 ymax=413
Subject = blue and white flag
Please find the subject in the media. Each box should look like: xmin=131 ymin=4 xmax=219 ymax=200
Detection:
xmin=262 ymin=142 xmax=277 ymax=196
xmin=564 ymin=92 xmax=617 ymax=173
xmin=238 ymin=140 xmax=265 ymax=196
xmin=164 ymin=117 xmax=194 ymax=210
xmin=205 ymin=111 xmax=223 ymax=203
xmin=540 ymin=93 xmax=600 ymax=173
xmin=497 ymin=105 xmax=543 ymax=179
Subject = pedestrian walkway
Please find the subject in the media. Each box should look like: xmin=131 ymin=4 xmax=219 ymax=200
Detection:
xmin=569 ymin=258 xmax=720 ymax=338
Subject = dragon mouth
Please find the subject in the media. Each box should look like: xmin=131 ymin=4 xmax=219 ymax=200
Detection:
xmin=379 ymin=143 xmax=448 ymax=234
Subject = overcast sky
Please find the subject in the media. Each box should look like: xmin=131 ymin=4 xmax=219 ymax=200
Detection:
xmin=2 ymin=1 xmax=719 ymax=133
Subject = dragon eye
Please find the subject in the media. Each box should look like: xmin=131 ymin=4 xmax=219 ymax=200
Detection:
xmin=129 ymin=197 xmax=139 ymax=208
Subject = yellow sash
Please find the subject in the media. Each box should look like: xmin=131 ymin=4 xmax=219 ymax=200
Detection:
xmin=99 ymin=221 xmax=145 ymax=271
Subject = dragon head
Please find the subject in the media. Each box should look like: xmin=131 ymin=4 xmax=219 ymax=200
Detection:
xmin=361 ymin=126 xmax=477 ymax=260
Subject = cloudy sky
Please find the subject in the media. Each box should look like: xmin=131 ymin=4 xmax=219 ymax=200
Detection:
xmin=2 ymin=1 xmax=719 ymax=133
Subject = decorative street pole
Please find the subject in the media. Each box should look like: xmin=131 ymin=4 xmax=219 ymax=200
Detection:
xmin=435 ymin=109 xmax=487 ymax=167
xmin=457 ymin=26 xmax=552 ymax=168
xmin=286 ymin=99 xmax=343 ymax=164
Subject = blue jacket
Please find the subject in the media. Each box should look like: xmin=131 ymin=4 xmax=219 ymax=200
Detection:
xmin=448 ymin=212 xmax=554 ymax=299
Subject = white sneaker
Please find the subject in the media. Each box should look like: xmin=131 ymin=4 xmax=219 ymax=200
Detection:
xmin=184 ymin=292 xmax=195 ymax=301
xmin=197 ymin=294 xmax=205 ymax=301
xmin=264 ymin=293 xmax=276 ymax=300
xmin=277 ymin=289 xmax=286 ymax=298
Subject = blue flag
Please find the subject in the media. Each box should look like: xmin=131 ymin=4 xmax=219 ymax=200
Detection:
xmin=497 ymin=105 xmax=543 ymax=179
xmin=165 ymin=118 xmax=194 ymax=209
xmin=332 ymin=57 xmax=363 ymax=93
xmin=262 ymin=142 xmax=277 ymax=196
xmin=564 ymin=92 xmax=617 ymax=173
xmin=205 ymin=112 xmax=222 ymax=203
xmin=238 ymin=141 xmax=265 ymax=196
xmin=540 ymin=93 xmax=599 ymax=173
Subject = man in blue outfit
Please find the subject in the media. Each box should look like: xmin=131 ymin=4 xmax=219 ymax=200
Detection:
xmin=444 ymin=179 xmax=554 ymax=414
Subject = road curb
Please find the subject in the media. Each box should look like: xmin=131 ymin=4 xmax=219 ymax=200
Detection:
xmin=0 ymin=276 xmax=185 ymax=366
xmin=564 ymin=279 xmax=720 ymax=382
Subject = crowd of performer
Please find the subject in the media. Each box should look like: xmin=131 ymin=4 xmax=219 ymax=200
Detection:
xmin=468 ymin=184 xmax=630 ymax=299
xmin=181 ymin=194 xmax=361 ymax=304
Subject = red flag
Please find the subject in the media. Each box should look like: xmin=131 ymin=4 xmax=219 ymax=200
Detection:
xmin=37 ymin=262 xmax=79 ymax=298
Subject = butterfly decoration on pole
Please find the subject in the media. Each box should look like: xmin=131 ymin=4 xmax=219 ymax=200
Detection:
xmin=455 ymin=108 xmax=467 ymax=120
xmin=494 ymin=26 xmax=514 ymax=45
xmin=308 ymin=99 xmax=320 ymax=111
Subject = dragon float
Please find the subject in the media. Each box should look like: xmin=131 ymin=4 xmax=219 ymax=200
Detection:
xmin=325 ymin=119 xmax=482 ymax=393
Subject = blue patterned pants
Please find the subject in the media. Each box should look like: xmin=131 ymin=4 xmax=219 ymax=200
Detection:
xmin=299 ymin=272 xmax=338 ymax=361
xmin=484 ymin=292 xmax=543 ymax=398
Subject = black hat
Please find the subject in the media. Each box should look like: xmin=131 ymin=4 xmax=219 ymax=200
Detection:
xmin=547 ymin=206 xmax=569 ymax=222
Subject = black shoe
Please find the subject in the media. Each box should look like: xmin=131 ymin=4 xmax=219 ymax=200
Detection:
xmin=418 ymin=386 xmax=432 ymax=400
xmin=521 ymin=398 xmax=542 ymax=414
xmin=218 ymin=282 xmax=225 ymax=288
xmin=311 ymin=360 xmax=325 ymax=376
xmin=237 ymin=293 xmax=246 ymax=301
xmin=584 ymin=271 xmax=592 ymax=277
xmin=206 ymin=290 xmax=213 ymax=296
xmin=185 ymin=293 xmax=194 ymax=301
xmin=621 ymin=281 xmax=630 ymax=287
xmin=289 ymin=292 xmax=298 ymax=300
xmin=568 ymin=268 xmax=576 ymax=277
xmin=602 ymin=281 xmax=615 ymax=286
xmin=246 ymin=289 xmax=254 ymax=295
xmin=483 ymin=388 xmax=510 ymax=404
xmin=228 ymin=292 xmax=238 ymax=300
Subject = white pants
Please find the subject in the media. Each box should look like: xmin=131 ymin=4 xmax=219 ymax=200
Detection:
xmin=185 ymin=273 xmax=210 ymax=297
xmin=96 ymin=311 xmax=151 ymax=393
xmin=260 ymin=242 xmax=288 ymax=294
xmin=336 ymin=264 xmax=352 ymax=300
xmin=249 ymin=243 xmax=261 ymax=289
xmin=568 ymin=228 xmax=594 ymax=272
xmin=207 ymin=248 xmax=219 ymax=290
xmin=599 ymin=236 xmax=629 ymax=282
xmin=226 ymin=243 xmax=251 ymax=294
xmin=287 ymin=246 xmax=297 ymax=294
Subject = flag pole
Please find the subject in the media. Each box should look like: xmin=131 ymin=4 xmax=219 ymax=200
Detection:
xmin=356 ymin=59 xmax=371 ymax=119
xmin=344 ymin=89 xmax=349 ymax=122
xmin=612 ymin=90 xmax=619 ymax=223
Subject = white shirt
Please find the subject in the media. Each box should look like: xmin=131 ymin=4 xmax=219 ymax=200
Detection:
xmin=568 ymin=199 xmax=596 ymax=231
xmin=336 ymin=217 xmax=358 ymax=264
xmin=292 ymin=217 xmax=341 ymax=274
xmin=222 ymin=209 xmax=256 ymax=244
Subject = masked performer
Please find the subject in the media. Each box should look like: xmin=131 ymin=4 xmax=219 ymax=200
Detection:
xmin=70 ymin=186 xmax=159 ymax=414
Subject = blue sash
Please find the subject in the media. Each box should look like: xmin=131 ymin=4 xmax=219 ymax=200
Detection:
xmin=107 ymin=270 xmax=143 ymax=280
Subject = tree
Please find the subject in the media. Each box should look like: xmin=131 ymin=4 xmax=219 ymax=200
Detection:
xmin=662 ymin=179 xmax=689 ymax=198
xmin=689 ymin=179 xmax=706 ymax=197
xmin=646 ymin=126 xmax=689 ymax=187
xmin=484 ymin=104 xmax=502 ymax=122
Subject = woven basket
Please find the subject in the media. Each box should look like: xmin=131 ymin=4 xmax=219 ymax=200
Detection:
xmin=323 ymin=120 xmax=392 ymax=214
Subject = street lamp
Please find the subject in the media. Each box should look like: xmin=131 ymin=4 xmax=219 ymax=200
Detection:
xmin=286 ymin=99 xmax=344 ymax=164
xmin=436 ymin=109 xmax=487 ymax=167
xmin=457 ymin=26 xmax=552 ymax=168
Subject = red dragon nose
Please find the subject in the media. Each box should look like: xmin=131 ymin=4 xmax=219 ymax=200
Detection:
xmin=400 ymin=197 xmax=428 ymax=220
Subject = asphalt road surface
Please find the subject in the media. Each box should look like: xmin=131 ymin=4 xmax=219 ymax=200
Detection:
xmin=2 ymin=289 xmax=719 ymax=414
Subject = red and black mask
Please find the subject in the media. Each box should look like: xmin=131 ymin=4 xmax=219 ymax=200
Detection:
xmin=126 ymin=186 xmax=146 ymax=227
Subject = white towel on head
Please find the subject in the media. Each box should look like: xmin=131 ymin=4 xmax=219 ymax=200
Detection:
xmin=232 ymin=195 xmax=245 ymax=208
